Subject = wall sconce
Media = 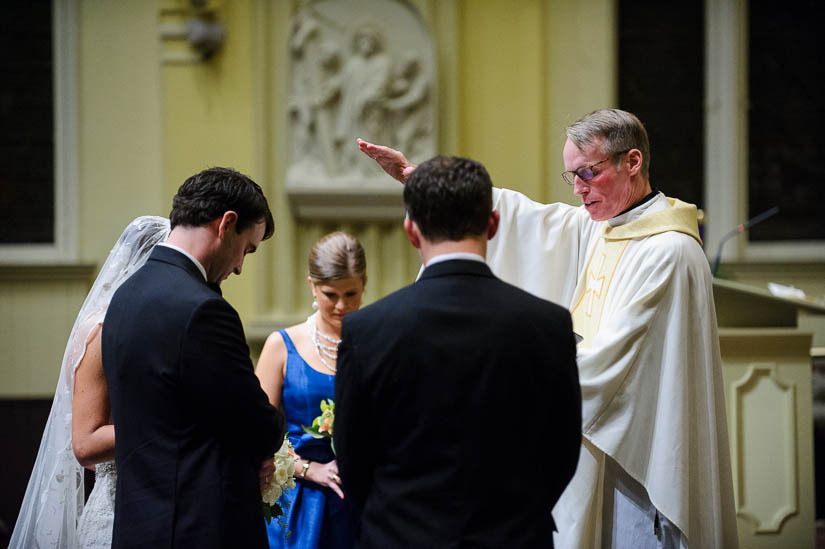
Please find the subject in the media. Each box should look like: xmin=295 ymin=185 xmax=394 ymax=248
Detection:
xmin=186 ymin=18 xmax=225 ymax=59
xmin=159 ymin=0 xmax=226 ymax=64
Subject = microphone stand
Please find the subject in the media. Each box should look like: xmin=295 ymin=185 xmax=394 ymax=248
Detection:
xmin=711 ymin=206 xmax=780 ymax=276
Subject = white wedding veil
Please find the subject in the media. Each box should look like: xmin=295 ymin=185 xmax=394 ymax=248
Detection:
xmin=9 ymin=216 xmax=170 ymax=549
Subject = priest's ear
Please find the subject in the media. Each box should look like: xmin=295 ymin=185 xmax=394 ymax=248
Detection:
xmin=625 ymin=149 xmax=643 ymax=177
xmin=486 ymin=210 xmax=500 ymax=241
xmin=404 ymin=217 xmax=422 ymax=249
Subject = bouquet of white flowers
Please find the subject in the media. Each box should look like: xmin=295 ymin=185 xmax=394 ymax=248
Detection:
xmin=262 ymin=436 xmax=297 ymax=527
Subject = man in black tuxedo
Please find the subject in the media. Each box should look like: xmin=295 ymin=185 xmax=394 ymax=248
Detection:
xmin=102 ymin=167 xmax=286 ymax=548
xmin=334 ymin=156 xmax=582 ymax=548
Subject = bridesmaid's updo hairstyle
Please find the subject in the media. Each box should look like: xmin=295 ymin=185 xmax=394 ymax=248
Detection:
xmin=308 ymin=232 xmax=367 ymax=285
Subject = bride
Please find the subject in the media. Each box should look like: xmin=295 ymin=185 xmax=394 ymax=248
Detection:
xmin=9 ymin=216 xmax=170 ymax=548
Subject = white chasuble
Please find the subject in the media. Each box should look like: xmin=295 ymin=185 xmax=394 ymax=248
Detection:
xmin=486 ymin=189 xmax=738 ymax=549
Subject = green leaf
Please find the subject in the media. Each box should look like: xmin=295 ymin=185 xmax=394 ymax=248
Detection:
xmin=262 ymin=502 xmax=273 ymax=524
xmin=301 ymin=425 xmax=327 ymax=439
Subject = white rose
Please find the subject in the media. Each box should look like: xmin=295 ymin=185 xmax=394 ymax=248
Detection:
xmin=262 ymin=482 xmax=282 ymax=505
xmin=262 ymin=437 xmax=296 ymax=507
xmin=275 ymin=464 xmax=289 ymax=485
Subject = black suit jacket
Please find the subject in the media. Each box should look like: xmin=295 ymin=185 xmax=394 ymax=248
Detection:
xmin=334 ymin=259 xmax=581 ymax=549
xmin=102 ymin=246 xmax=285 ymax=548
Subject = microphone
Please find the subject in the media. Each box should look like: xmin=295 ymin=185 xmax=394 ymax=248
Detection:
xmin=711 ymin=206 xmax=780 ymax=276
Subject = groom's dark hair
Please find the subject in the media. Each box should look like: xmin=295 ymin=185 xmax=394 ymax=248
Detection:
xmin=404 ymin=156 xmax=492 ymax=242
xmin=170 ymin=167 xmax=274 ymax=239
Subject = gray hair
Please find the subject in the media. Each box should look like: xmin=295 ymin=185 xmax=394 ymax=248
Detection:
xmin=565 ymin=109 xmax=650 ymax=180
xmin=308 ymin=231 xmax=367 ymax=284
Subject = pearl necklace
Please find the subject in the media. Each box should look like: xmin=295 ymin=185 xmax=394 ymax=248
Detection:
xmin=307 ymin=312 xmax=341 ymax=373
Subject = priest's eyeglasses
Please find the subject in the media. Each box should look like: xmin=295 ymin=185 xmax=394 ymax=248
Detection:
xmin=561 ymin=149 xmax=630 ymax=185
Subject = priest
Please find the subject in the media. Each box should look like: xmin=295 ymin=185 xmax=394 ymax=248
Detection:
xmin=357 ymin=109 xmax=738 ymax=548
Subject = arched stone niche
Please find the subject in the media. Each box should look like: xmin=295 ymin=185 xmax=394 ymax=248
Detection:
xmin=285 ymin=0 xmax=436 ymax=219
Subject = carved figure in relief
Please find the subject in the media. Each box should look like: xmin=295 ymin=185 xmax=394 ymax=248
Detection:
xmin=285 ymin=0 xmax=436 ymax=187
xmin=386 ymin=52 xmax=432 ymax=162
xmin=314 ymin=41 xmax=344 ymax=174
xmin=288 ymin=10 xmax=323 ymax=178
xmin=333 ymin=24 xmax=391 ymax=173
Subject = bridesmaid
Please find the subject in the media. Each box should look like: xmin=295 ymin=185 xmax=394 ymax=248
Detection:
xmin=256 ymin=231 xmax=366 ymax=548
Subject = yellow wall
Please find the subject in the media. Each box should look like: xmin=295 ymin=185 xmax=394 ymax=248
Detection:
xmin=544 ymin=0 xmax=617 ymax=204
xmin=0 ymin=267 xmax=93 ymax=396
xmin=1 ymin=0 xmax=166 ymax=398
xmin=0 ymin=0 xmax=648 ymax=396
xmin=79 ymin=0 xmax=166 ymax=262
xmin=160 ymin=0 xmax=262 ymax=315
xmin=8 ymin=0 xmax=821 ymax=397
xmin=457 ymin=0 xmax=547 ymax=200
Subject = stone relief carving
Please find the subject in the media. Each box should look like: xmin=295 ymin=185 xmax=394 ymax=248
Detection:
xmin=285 ymin=0 xmax=436 ymax=218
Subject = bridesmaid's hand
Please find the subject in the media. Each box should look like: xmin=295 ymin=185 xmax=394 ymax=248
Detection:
xmin=305 ymin=459 xmax=345 ymax=499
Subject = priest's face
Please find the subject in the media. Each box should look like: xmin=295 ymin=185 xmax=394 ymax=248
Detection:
xmin=563 ymin=138 xmax=638 ymax=221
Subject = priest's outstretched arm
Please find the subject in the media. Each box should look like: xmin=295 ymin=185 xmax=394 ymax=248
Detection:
xmin=357 ymin=138 xmax=417 ymax=183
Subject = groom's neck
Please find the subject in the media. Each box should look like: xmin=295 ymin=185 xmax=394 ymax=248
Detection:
xmin=419 ymin=235 xmax=487 ymax=265
xmin=166 ymin=226 xmax=215 ymax=271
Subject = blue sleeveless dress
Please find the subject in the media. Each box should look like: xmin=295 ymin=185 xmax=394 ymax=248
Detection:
xmin=266 ymin=330 xmax=357 ymax=549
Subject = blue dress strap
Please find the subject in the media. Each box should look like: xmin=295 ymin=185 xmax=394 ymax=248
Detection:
xmin=278 ymin=328 xmax=298 ymax=355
